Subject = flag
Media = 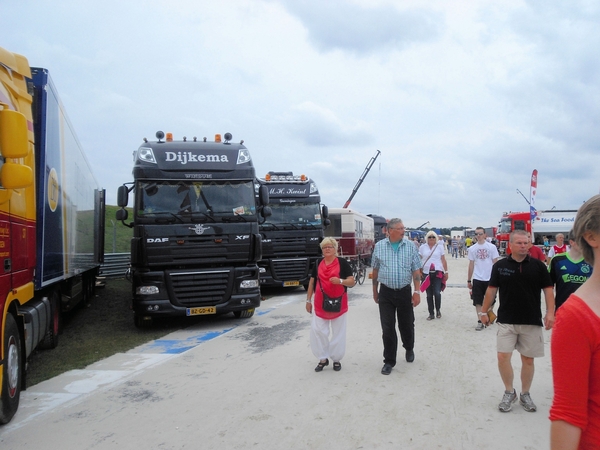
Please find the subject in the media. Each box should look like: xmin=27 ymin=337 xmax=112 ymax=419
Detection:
xmin=530 ymin=169 xmax=538 ymax=222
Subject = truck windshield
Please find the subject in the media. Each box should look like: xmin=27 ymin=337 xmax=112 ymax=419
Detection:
xmin=137 ymin=180 xmax=256 ymax=218
xmin=263 ymin=203 xmax=322 ymax=227
xmin=498 ymin=219 xmax=512 ymax=234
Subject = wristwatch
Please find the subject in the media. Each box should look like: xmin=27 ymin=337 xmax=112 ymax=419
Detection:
xmin=478 ymin=312 xmax=486 ymax=317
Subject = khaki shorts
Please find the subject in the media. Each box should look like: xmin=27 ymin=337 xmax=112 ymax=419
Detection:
xmin=496 ymin=323 xmax=545 ymax=358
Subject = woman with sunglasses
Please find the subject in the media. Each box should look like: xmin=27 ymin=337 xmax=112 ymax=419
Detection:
xmin=305 ymin=237 xmax=356 ymax=372
xmin=419 ymin=231 xmax=448 ymax=320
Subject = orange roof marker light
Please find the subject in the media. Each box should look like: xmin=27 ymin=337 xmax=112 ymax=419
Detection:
xmin=215 ymin=134 xmax=222 ymax=143
xmin=166 ymin=132 xmax=173 ymax=142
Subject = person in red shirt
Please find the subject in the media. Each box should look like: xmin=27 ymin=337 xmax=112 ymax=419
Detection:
xmin=528 ymin=238 xmax=547 ymax=263
xmin=550 ymin=195 xmax=600 ymax=449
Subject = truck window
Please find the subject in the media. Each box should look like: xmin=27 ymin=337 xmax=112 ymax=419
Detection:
xmin=138 ymin=180 xmax=255 ymax=216
xmin=514 ymin=220 xmax=526 ymax=231
xmin=263 ymin=203 xmax=322 ymax=226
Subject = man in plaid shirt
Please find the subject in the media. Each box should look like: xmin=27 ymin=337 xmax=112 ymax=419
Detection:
xmin=371 ymin=218 xmax=422 ymax=375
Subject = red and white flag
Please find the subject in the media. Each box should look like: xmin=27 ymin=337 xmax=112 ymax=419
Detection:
xmin=530 ymin=169 xmax=538 ymax=222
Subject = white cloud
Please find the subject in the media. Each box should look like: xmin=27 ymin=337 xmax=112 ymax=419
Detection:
xmin=2 ymin=0 xmax=598 ymax=228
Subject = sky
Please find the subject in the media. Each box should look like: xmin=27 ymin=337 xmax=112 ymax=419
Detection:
xmin=2 ymin=0 xmax=599 ymax=229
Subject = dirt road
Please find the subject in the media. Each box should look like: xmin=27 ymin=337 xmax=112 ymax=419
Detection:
xmin=0 ymin=256 xmax=554 ymax=449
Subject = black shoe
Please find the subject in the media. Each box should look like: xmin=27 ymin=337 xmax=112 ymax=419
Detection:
xmin=333 ymin=361 xmax=342 ymax=371
xmin=315 ymin=359 xmax=329 ymax=372
xmin=405 ymin=350 xmax=415 ymax=363
xmin=427 ymin=314 xmax=434 ymax=321
xmin=381 ymin=363 xmax=393 ymax=375
xmin=436 ymin=311 xmax=441 ymax=319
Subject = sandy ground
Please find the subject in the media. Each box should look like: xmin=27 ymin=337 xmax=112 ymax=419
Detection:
xmin=0 ymin=255 xmax=554 ymax=449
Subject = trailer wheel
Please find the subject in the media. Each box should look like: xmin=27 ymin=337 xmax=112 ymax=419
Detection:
xmin=0 ymin=314 xmax=22 ymax=424
xmin=233 ymin=308 xmax=255 ymax=319
xmin=39 ymin=290 xmax=61 ymax=350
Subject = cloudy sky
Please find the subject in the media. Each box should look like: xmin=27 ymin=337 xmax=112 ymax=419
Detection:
xmin=3 ymin=0 xmax=599 ymax=229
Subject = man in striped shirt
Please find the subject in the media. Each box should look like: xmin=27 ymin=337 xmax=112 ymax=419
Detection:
xmin=372 ymin=218 xmax=422 ymax=375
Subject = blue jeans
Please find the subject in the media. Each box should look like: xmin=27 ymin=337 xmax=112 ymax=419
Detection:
xmin=426 ymin=271 xmax=442 ymax=315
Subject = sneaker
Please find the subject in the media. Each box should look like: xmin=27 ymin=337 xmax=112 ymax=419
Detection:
xmin=498 ymin=389 xmax=517 ymax=412
xmin=476 ymin=322 xmax=484 ymax=331
xmin=519 ymin=392 xmax=537 ymax=412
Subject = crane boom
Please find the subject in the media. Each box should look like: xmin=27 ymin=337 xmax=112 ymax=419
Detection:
xmin=343 ymin=150 xmax=381 ymax=208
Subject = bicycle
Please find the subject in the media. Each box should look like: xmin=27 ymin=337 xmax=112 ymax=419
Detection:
xmin=351 ymin=258 xmax=366 ymax=285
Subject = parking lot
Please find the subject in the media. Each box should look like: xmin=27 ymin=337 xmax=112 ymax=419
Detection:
xmin=0 ymin=256 xmax=554 ymax=449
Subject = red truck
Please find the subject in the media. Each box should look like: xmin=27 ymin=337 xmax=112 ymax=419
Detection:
xmin=496 ymin=210 xmax=576 ymax=255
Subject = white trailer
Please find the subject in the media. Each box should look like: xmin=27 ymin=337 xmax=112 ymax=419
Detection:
xmin=531 ymin=210 xmax=576 ymax=245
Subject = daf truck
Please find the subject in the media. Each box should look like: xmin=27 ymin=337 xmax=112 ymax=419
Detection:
xmin=116 ymin=132 xmax=270 ymax=327
xmin=256 ymin=171 xmax=329 ymax=288
xmin=0 ymin=46 xmax=105 ymax=424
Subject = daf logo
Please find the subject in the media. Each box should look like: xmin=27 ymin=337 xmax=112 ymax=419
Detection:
xmin=147 ymin=238 xmax=169 ymax=243
xmin=236 ymin=235 xmax=250 ymax=240
xmin=189 ymin=224 xmax=211 ymax=235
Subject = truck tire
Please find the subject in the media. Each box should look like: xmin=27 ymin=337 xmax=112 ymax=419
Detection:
xmin=233 ymin=308 xmax=255 ymax=319
xmin=39 ymin=290 xmax=61 ymax=350
xmin=0 ymin=314 xmax=22 ymax=424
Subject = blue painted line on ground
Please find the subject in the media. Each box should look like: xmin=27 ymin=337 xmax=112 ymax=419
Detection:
xmin=140 ymin=298 xmax=298 ymax=354
xmin=146 ymin=328 xmax=234 ymax=354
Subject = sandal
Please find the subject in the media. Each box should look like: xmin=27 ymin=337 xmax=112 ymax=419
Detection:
xmin=427 ymin=315 xmax=434 ymax=321
xmin=436 ymin=311 xmax=442 ymax=319
xmin=333 ymin=361 xmax=342 ymax=371
xmin=315 ymin=359 xmax=329 ymax=372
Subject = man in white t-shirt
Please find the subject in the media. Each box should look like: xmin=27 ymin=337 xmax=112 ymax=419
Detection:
xmin=467 ymin=227 xmax=500 ymax=331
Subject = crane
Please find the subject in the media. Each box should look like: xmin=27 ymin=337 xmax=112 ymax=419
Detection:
xmin=343 ymin=150 xmax=381 ymax=208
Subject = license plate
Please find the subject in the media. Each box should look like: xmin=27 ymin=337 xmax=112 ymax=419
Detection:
xmin=186 ymin=306 xmax=217 ymax=316
xmin=283 ymin=280 xmax=300 ymax=287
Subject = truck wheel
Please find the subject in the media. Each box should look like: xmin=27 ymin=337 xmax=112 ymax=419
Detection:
xmin=0 ymin=314 xmax=22 ymax=424
xmin=134 ymin=314 xmax=153 ymax=328
xmin=39 ymin=290 xmax=61 ymax=350
xmin=233 ymin=309 xmax=255 ymax=319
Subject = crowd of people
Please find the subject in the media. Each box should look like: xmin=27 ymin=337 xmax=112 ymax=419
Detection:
xmin=304 ymin=194 xmax=600 ymax=449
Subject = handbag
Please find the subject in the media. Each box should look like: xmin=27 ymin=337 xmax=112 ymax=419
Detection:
xmin=317 ymin=277 xmax=343 ymax=313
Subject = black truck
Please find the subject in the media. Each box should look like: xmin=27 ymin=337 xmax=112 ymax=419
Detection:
xmin=256 ymin=171 xmax=329 ymax=289
xmin=116 ymin=132 xmax=271 ymax=327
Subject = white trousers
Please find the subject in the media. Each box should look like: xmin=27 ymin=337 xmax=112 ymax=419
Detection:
xmin=310 ymin=313 xmax=347 ymax=362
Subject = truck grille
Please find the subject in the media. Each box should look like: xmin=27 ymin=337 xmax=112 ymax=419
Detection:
xmin=146 ymin=234 xmax=250 ymax=266
xmin=272 ymin=258 xmax=309 ymax=281
xmin=167 ymin=270 xmax=231 ymax=307
xmin=269 ymin=236 xmax=306 ymax=256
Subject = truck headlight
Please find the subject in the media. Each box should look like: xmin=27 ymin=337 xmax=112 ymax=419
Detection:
xmin=240 ymin=279 xmax=259 ymax=289
xmin=136 ymin=286 xmax=159 ymax=295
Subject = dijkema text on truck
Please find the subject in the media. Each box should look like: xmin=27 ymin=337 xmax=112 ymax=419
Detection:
xmin=0 ymin=46 xmax=105 ymax=424
xmin=256 ymin=171 xmax=329 ymax=288
xmin=116 ymin=132 xmax=271 ymax=327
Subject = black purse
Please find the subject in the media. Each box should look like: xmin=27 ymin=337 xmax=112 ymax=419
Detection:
xmin=317 ymin=277 xmax=343 ymax=313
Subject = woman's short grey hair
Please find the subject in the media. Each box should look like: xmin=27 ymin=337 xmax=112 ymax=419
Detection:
xmin=573 ymin=194 xmax=600 ymax=265
xmin=320 ymin=237 xmax=339 ymax=255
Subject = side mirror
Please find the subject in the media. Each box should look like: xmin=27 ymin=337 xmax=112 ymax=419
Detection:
xmin=262 ymin=206 xmax=272 ymax=218
xmin=259 ymin=184 xmax=269 ymax=206
xmin=116 ymin=208 xmax=128 ymax=221
xmin=323 ymin=218 xmax=331 ymax=227
xmin=1 ymin=163 xmax=33 ymax=189
xmin=117 ymin=185 xmax=129 ymax=207
xmin=0 ymin=109 xmax=29 ymax=158
xmin=321 ymin=205 xmax=328 ymax=219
